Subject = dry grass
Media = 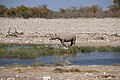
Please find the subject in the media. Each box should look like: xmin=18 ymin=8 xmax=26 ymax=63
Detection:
xmin=53 ymin=68 xmax=98 ymax=73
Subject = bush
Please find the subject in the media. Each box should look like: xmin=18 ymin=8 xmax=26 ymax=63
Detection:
xmin=96 ymin=46 xmax=111 ymax=52
xmin=0 ymin=3 xmax=120 ymax=18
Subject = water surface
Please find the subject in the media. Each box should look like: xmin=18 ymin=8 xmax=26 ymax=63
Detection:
xmin=0 ymin=52 xmax=120 ymax=66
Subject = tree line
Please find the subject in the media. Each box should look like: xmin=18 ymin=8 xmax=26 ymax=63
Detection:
xmin=0 ymin=0 xmax=120 ymax=18
xmin=0 ymin=4 xmax=52 ymax=19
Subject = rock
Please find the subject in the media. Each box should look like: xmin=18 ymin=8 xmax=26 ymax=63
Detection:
xmin=34 ymin=76 xmax=42 ymax=80
xmin=6 ymin=77 xmax=15 ymax=80
xmin=103 ymin=72 xmax=107 ymax=75
xmin=42 ymin=76 xmax=51 ymax=80
xmin=15 ymin=74 xmax=20 ymax=77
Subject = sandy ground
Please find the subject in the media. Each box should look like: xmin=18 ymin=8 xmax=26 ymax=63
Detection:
xmin=0 ymin=18 xmax=120 ymax=46
xmin=0 ymin=66 xmax=120 ymax=80
xmin=0 ymin=18 xmax=120 ymax=80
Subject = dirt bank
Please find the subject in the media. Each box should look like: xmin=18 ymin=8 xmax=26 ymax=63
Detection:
xmin=0 ymin=66 xmax=120 ymax=80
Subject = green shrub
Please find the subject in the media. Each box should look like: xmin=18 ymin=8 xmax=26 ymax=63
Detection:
xmin=79 ymin=46 xmax=95 ymax=53
xmin=96 ymin=46 xmax=111 ymax=52
xmin=111 ymin=46 xmax=120 ymax=52
xmin=0 ymin=43 xmax=120 ymax=59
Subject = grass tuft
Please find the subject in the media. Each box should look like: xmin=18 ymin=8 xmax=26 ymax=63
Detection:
xmin=53 ymin=68 xmax=98 ymax=73
xmin=0 ymin=43 xmax=120 ymax=59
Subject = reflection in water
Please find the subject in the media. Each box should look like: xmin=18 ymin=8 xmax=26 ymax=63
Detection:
xmin=53 ymin=52 xmax=76 ymax=64
xmin=0 ymin=52 xmax=120 ymax=66
xmin=112 ymin=52 xmax=120 ymax=57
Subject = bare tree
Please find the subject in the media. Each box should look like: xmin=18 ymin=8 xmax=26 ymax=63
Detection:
xmin=6 ymin=28 xmax=18 ymax=37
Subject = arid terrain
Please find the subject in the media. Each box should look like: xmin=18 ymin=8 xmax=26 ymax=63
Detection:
xmin=0 ymin=18 xmax=120 ymax=80
xmin=0 ymin=65 xmax=120 ymax=80
xmin=0 ymin=18 xmax=120 ymax=46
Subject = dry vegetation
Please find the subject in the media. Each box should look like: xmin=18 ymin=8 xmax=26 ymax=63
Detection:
xmin=0 ymin=66 xmax=119 ymax=80
xmin=0 ymin=0 xmax=120 ymax=19
xmin=0 ymin=1 xmax=120 ymax=80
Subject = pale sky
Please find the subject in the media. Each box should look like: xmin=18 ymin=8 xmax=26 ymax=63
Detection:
xmin=0 ymin=0 xmax=113 ymax=10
